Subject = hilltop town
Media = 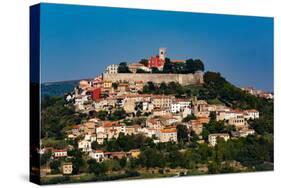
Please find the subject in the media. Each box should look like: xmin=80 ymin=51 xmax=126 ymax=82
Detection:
xmin=39 ymin=48 xmax=273 ymax=184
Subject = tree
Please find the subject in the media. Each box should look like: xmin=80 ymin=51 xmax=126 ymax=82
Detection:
xmin=151 ymin=67 xmax=161 ymax=73
xmin=249 ymin=118 xmax=273 ymax=135
xmin=225 ymin=124 xmax=236 ymax=134
xmin=118 ymin=62 xmax=131 ymax=73
xmin=41 ymin=96 xmax=82 ymax=139
xmin=87 ymin=159 xmax=107 ymax=175
xmin=185 ymin=59 xmax=205 ymax=73
xmin=139 ymin=59 xmax=149 ymax=66
xmin=119 ymin=157 xmax=127 ymax=168
xmin=159 ymin=82 xmax=168 ymax=94
xmin=163 ymin=58 xmax=173 ymax=73
xmin=109 ymin=108 xmax=127 ymax=120
xmin=97 ymin=110 xmax=108 ymax=120
xmin=181 ymin=149 xmax=201 ymax=169
xmin=197 ymin=143 xmax=212 ymax=162
xmin=105 ymin=133 xmax=152 ymax=152
xmin=50 ymin=160 xmax=61 ymax=174
xmin=142 ymin=82 xmax=156 ymax=93
xmin=202 ymin=120 xmax=226 ymax=141
xmin=161 ymin=58 xmax=205 ymax=74
xmin=208 ymin=162 xmax=219 ymax=174
xmin=128 ymin=158 xmax=139 ymax=169
xmin=139 ymin=148 xmax=166 ymax=168
xmin=71 ymin=157 xmax=85 ymax=174
xmin=209 ymin=111 xmax=216 ymax=121
xmin=167 ymin=150 xmax=183 ymax=168
xmin=102 ymin=159 xmax=121 ymax=171
xmin=193 ymin=59 xmax=205 ymax=72
xmin=182 ymin=114 xmax=196 ymax=122
xmin=112 ymin=82 xmax=118 ymax=90
xmin=176 ymin=124 xmax=189 ymax=142
xmin=40 ymin=153 xmax=52 ymax=166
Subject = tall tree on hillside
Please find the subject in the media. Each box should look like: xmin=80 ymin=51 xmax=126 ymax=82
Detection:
xmin=118 ymin=62 xmax=131 ymax=73
xmin=176 ymin=124 xmax=189 ymax=142
xmin=163 ymin=58 xmax=173 ymax=73
xmin=193 ymin=59 xmax=205 ymax=72
xmin=185 ymin=59 xmax=205 ymax=73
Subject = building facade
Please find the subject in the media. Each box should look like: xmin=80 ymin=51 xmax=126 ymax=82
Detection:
xmin=208 ymin=133 xmax=230 ymax=146
xmin=105 ymin=64 xmax=118 ymax=74
xmin=62 ymin=162 xmax=73 ymax=175
xmin=159 ymin=128 xmax=177 ymax=143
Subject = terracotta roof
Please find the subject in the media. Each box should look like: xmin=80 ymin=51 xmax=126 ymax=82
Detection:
xmin=129 ymin=63 xmax=144 ymax=67
xmin=53 ymin=149 xmax=67 ymax=152
xmin=244 ymin=109 xmax=258 ymax=113
xmin=103 ymin=121 xmax=119 ymax=127
xmin=72 ymin=125 xmax=81 ymax=129
xmin=229 ymin=109 xmax=243 ymax=113
xmin=147 ymin=118 xmax=158 ymax=124
xmin=197 ymin=117 xmax=210 ymax=123
xmin=175 ymin=98 xmax=189 ymax=103
xmin=160 ymin=128 xmax=177 ymax=133
xmin=160 ymin=115 xmax=174 ymax=120
xmin=95 ymin=150 xmax=104 ymax=153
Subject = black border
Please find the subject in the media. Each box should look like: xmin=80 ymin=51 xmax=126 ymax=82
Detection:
xmin=30 ymin=4 xmax=41 ymax=185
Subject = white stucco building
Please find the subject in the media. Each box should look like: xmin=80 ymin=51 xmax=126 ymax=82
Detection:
xmin=53 ymin=149 xmax=68 ymax=158
xmin=170 ymin=103 xmax=181 ymax=113
xmin=208 ymin=133 xmax=230 ymax=146
xmin=158 ymin=128 xmax=177 ymax=143
xmin=243 ymin=109 xmax=259 ymax=120
xmin=78 ymin=140 xmax=92 ymax=152
xmin=105 ymin=64 xmax=119 ymax=74
xmin=89 ymin=150 xmax=105 ymax=162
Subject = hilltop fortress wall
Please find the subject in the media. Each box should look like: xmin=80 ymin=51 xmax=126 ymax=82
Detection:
xmin=103 ymin=72 xmax=204 ymax=85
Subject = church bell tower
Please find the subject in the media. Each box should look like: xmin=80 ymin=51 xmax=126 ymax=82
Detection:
xmin=159 ymin=48 xmax=166 ymax=60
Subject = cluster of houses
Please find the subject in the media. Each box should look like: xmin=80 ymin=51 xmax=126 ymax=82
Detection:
xmin=41 ymin=48 xmax=263 ymax=176
xmin=190 ymin=98 xmax=258 ymax=145
xmin=241 ymin=86 xmax=273 ymax=100
xmin=65 ymin=86 xmax=259 ymax=149
xmin=68 ymin=117 xmax=178 ymax=146
xmin=64 ymin=65 xmax=261 ymax=148
xmin=39 ymin=136 xmax=141 ymax=176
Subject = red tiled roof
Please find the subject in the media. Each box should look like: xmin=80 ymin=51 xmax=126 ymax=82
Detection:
xmin=160 ymin=128 xmax=177 ymax=133
xmin=72 ymin=125 xmax=81 ymax=129
xmin=95 ymin=150 xmax=104 ymax=153
xmin=53 ymin=149 xmax=67 ymax=152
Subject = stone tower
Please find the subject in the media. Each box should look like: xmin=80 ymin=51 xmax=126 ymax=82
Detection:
xmin=159 ymin=48 xmax=166 ymax=60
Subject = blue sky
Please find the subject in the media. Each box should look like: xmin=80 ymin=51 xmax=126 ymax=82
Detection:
xmin=40 ymin=3 xmax=273 ymax=91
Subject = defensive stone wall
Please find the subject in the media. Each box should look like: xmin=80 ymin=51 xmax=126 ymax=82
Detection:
xmin=103 ymin=72 xmax=204 ymax=85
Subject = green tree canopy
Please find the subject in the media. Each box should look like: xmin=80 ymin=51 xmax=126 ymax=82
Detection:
xmin=118 ymin=62 xmax=131 ymax=73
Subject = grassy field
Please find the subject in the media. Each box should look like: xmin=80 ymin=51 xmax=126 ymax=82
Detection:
xmin=41 ymin=137 xmax=68 ymax=148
